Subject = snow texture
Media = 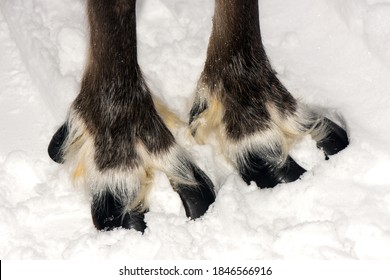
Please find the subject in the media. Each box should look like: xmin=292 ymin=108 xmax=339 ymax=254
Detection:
xmin=1 ymin=0 xmax=390 ymax=260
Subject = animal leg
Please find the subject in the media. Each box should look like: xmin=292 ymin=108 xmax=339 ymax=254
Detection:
xmin=190 ymin=0 xmax=348 ymax=188
xmin=48 ymin=0 xmax=215 ymax=231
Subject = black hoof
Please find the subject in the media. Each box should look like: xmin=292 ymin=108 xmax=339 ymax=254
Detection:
xmin=119 ymin=211 xmax=147 ymax=233
xmin=91 ymin=190 xmax=147 ymax=233
xmin=239 ymin=153 xmax=306 ymax=189
xmin=48 ymin=123 xmax=68 ymax=163
xmin=317 ymin=118 xmax=349 ymax=157
xmin=175 ymin=164 xmax=215 ymax=219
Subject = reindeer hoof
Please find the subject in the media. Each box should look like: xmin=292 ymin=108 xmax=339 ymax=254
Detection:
xmin=121 ymin=211 xmax=147 ymax=233
xmin=237 ymin=117 xmax=348 ymax=188
xmin=239 ymin=154 xmax=306 ymax=188
xmin=48 ymin=123 xmax=68 ymax=164
xmin=91 ymin=191 xmax=147 ymax=233
xmin=175 ymin=164 xmax=215 ymax=219
xmin=317 ymin=118 xmax=349 ymax=157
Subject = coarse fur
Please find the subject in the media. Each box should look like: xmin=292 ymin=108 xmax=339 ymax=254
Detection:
xmin=48 ymin=0 xmax=348 ymax=231
xmin=50 ymin=0 xmax=215 ymax=231
xmin=189 ymin=0 xmax=335 ymax=188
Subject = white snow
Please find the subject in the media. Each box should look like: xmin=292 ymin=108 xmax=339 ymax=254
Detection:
xmin=1 ymin=0 xmax=390 ymax=260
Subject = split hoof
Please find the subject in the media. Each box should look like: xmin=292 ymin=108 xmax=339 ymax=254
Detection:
xmin=239 ymin=154 xmax=306 ymax=189
xmin=91 ymin=190 xmax=147 ymax=233
xmin=238 ymin=117 xmax=349 ymax=188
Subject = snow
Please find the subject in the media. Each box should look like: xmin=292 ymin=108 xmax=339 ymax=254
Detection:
xmin=1 ymin=0 xmax=390 ymax=260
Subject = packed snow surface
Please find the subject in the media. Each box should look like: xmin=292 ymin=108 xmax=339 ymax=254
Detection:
xmin=1 ymin=0 xmax=390 ymax=259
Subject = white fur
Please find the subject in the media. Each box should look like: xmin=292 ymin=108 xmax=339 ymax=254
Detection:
xmin=191 ymin=88 xmax=329 ymax=170
xmin=62 ymin=109 xmax=202 ymax=213
xmin=62 ymin=111 xmax=145 ymax=204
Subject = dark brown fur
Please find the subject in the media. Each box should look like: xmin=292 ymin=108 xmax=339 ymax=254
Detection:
xmin=74 ymin=0 xmax=175 ymax=171
xmin=48 ymin=0 xmax=216 ymax=231
xmin=48 ymin=0 xmax=348 ymax=231
xmin=188 ymin=0 xmax=348 ymax=188
xmin=192 ymin=0 xmax=297 ymax=141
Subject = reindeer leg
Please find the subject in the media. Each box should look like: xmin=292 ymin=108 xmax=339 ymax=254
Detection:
xmin=48 ymin=0 xmax=215 ymax=231
xmin=190 ymin=0 xmax=348 ymax=188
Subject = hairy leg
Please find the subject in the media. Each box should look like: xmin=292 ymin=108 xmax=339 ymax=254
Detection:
xmin=48 ymin=0 xmax=215 ymax=232
xmin=190 ymin=0 xmax=348 ymax=188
